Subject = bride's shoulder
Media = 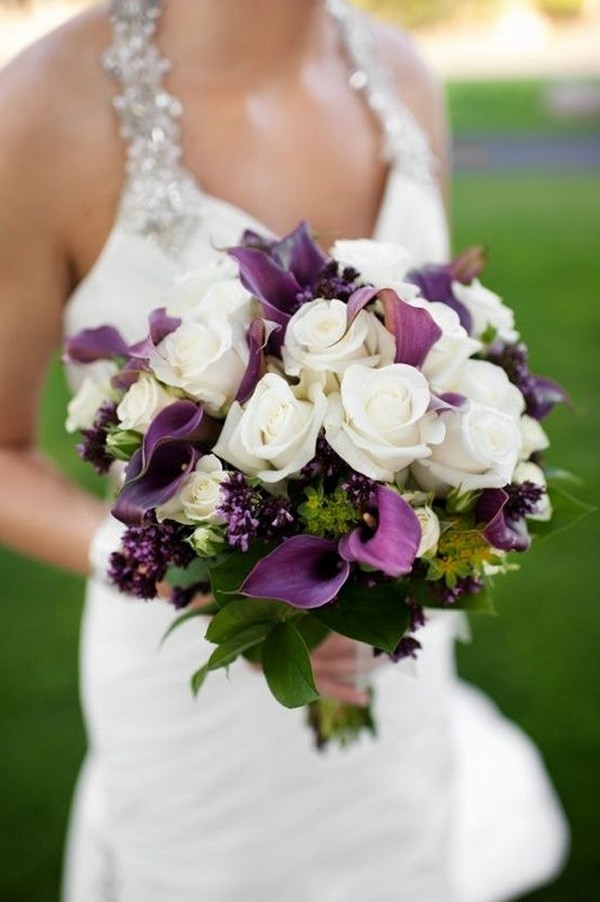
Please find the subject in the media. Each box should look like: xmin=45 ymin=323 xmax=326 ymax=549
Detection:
xmin=0 ymin=4 xmax=114 ymax=195
xmin=369 ymin=18 xmax=449 ymax=164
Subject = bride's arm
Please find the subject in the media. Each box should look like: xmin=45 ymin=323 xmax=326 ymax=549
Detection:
xmin=0 ymin=59 xmax=106 ymax=578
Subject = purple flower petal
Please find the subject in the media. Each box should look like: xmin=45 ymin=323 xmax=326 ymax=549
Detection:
xmin=449 ymin=246 xmax=487 ymax=284
xmin=527 ymin=375 xmax=569 ymax=421
xmin=346 ymin=286 xmax=379 ymax=324
xmin=64 ymin=325 xmax=130 ymax=363
xmin=149 ymin=307 xmax=181 ymax=345
xmin=228 ymin=246 xmax=301 ymax=315
xmin=379 ymin=289 xmax=442 ymax=368
xmin=111 ymin=357 xmax=152 ymax=390
xmin=112 ymin=444 xmax=201 ymax=526
xmin=476 ymin=488 xmax=531 ymax=552
xmin=236 ymin=318 xmax=269 ymax=404
xmin=240 ymin=536 xmax=350 ymax=609
xmin=112 ymin=401 xmax=218 ymax=526
xmin=287 ymin=221 xmax=328 ymax=286
xmin=406 ymin=263 xmax=473 ymax=333
xmin=339 ymin=485 xmax=421 ymax=577
xmin=429 ymin=392 xmax=469 ymax=413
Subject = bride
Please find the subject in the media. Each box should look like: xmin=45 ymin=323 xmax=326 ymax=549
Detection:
xmin=0 ymin=1 xmax=569 ymax=900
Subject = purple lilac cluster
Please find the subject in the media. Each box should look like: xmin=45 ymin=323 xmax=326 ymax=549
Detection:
xmin=170 ymin=581 xmax=211 ymax=610
xmin=295 ymin=260 xmax=360 ymax=307
xmin=341 ymin=472 xmax=377 ymax=511
xmin=108 ymin=516 xmax=195 ymax=600
xmin=300 ymin=436 xmax=348 ymax=482
xmin=217 ymin=471 xmax=296 ymax=552
xmin=77 ymin=402 xmax=119 ymax=475
xmin=487 ymin=340 xmax=564 ymax=421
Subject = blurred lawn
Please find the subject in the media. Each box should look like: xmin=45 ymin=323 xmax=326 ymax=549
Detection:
xmin=1 ymin=82 xmax=599 ymax=902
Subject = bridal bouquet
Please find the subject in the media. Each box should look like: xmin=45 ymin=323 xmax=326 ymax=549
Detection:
xmin=64 ymin=223 xmax=587 ymax=747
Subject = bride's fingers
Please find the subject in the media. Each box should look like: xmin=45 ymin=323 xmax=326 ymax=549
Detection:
xmin=315 ymin=678 xmax=370 ymax=707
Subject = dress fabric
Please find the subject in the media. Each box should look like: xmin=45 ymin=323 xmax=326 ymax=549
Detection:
xmin=62 ymin=2 xmax=568 ymax=900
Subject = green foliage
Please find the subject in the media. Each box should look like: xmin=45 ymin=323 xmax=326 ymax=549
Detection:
xmin=298 ymin=483 xmax=359 ymax=539
xmin=313 ymin=581 xmax=410 ymax=652
xmin=262 ymin=623 xmax=320 ymax=709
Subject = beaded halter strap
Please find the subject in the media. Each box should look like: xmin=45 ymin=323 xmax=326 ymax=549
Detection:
xmin=102 ymin=0 xmax=435 ymax=257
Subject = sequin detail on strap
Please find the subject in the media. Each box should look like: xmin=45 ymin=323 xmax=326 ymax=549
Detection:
xmin=328 ymin=0 xmax=435 ymax=184
xmin=102 ymin=0 xmax=201 ymax=256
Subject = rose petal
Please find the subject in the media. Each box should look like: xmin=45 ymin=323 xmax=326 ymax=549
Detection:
xmin=240 ymin=536 xmax=350 ymax=609
xmin=339 ymin=485 xmax=421 ymax=577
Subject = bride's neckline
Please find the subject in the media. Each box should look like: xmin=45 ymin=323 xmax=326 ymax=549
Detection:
xmin=99 ymin=0 xmax=436 ymax=261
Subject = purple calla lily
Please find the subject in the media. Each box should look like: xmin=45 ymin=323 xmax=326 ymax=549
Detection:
xmin=378 ymin=289 xmax=442 ymax=369
xmin=236 ymin=318 xmax=271 ymax=404
xmin=406 ymin=247 xmax=487 ymax=334
xmin=112 ymin=401 xmax=216 ymax=525
xmin=346 ymin=285 xmax=379 ymax=324
xmin=111 ymin=357 xmax=153 ymax=391
xmin=526 ymin=375 xmax=568 ymax=421
xmin=149 ymin=307 xmax=181 ymax=345
xmin=240 ymin=535 xmax=351 ymax=609
xmin=476 ymin=488 xmax=531 ymax=553
xmin=229 ymin=222 xmax=329 ymax=351
xmin=339 ymin=485 xmax=421 ymax=577
xmin=64 ymin=325 xmax=130 ymax=364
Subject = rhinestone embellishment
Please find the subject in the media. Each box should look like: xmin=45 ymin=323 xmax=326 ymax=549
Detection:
xmin=103 ymin=0 xmax=435 ymax=256
xmin=102 ymin=0 xmax=201 ymax=256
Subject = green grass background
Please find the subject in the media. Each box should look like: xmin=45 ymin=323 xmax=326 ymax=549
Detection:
xmin=1 ymin=81 xmax=599 ymax=900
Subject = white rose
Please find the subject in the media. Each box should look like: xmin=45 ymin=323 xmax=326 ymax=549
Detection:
xmin=281 ymin=298 xmax=395 ymax=379
xmin=116 ymin=373 xmax=175 ymax=434
xmin=408 ymin=299 xmax=481 ymax=388
xmin=519 ymin=414 xmax=550 ymax=460
xmin=414 ymin=506 xmax=441 ymax=558
xmin=439 ymin=360 xmax=525 ymax=421
xmin=331 ymin=239 xmax=413 ymax=288
xmin=164 ymin=259 xmax=248 ymax=321
xmin=148 ymin=319 xmax=249 ymax=417
xmin=65 ymin=362 xmax=117 ymax=433
xmin=513 ymin=460 xmax=552 ymax=521
xmin=213 ymin=373 xmax=327 ymax=483
xmin=324 ymin=363 xmax=445 ymax=482
xmin=451 ymin=279 xmax=518 ymax=342
xmin=412 ymin=402 xmax=522 ymax=495
xmin=156 ymin=455 xmax=226 ymax=525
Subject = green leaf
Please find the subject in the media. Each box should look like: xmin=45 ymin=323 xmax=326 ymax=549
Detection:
xmin=295 ymin=616 xmax=331 ymax=652
xmin=312 ymin=581 xmax=410 ymax=653
xmin=206 ymin=624 xmax=272 ymax=671
xmin=529 ymin=484 xmax=595 ymax=540
xmin=205 ymin=598 xmax=290 ymax=644
xmin=159 ymin=607 xmax=207 ymax=648
xmin=191 ymin=664 xmax=210 ymax=696
xmin=209 ymin=542 xmax=272 ymax=606
xmin=262 ymin=622 xmax=319 ymax=709
xmin=166 ymin=557 xmax=212 ymax=589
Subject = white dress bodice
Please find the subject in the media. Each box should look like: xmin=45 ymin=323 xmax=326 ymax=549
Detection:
xmin=61 ymin=4 xmax=568 ymax=901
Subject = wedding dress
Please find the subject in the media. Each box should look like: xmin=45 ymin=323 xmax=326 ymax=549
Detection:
xmin=61 ymin=2 xmax=568 ymax=900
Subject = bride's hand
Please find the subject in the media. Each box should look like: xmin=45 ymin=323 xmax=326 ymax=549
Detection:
xmin=158 ymin=585 xmax=374 ymax=706
xmin=310 ymin=633 xmax=372 ymax=708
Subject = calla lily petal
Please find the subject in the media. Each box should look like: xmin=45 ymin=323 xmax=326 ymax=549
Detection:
xmin=240 ymin=535 xmax=350 ymax=609
xmin=379 ymin=289 xmax=442 ymax=368
xmin=64 ymin=325 xmax=130 ymax=363
xmin=346 ymin=286 xmax=379 ymax=324
xmin=287 ymin=220 xmax=328 ymax=286
xmin=113 ymin=443 xmax=201 ymax=526
xmin=149 ymin=307 xmax=181 ymax=345
xmin=236 ymin=318 xmax=269 ymax=403
xmin=339 ymin=485 xmax=421 ymax=577
xmin=476 ymin=488 xmax=530 ymax=552
xmin=228 ymin=246 xmax=301 ymax=313
xmin=406 ymin=263 xmax=473 ymax=333
xmin=527 ymin=375 xmax=568 ymax=421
